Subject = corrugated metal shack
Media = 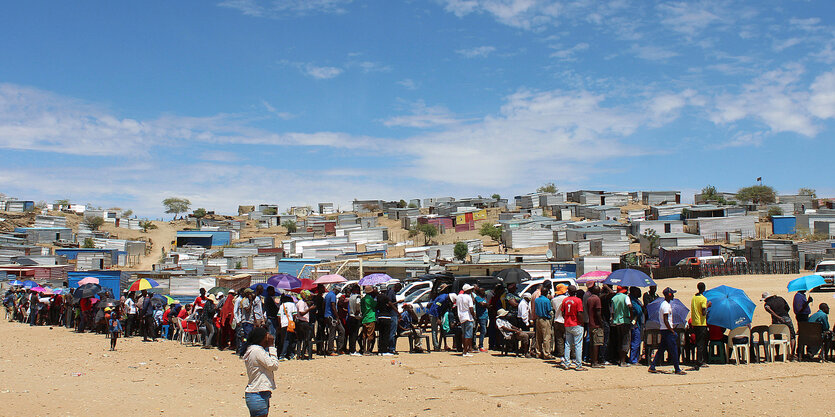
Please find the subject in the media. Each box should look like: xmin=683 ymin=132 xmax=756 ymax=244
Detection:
xmin=567 ymin=190 xmax=604 ymax=203
xmin=745 ymin=240 xmax=798 ymax=262
xmin=631 ymin=220 xmax=685 ymax=236
xmin=346 ymin=227 xmax=388 ymax=244
xmin=388 ymin=208 xmax=420 ymax=220
xmin=686 ymin=216 xmax=756 ymax=242
xmin=14 ymin=227 xmax=73 ymax=244
xmin=796 ymin=210 xmax=835 ymax=231
xmin=502 ymin=229 xmax=555 ymax=249
xmin=650 ymin=204 xmax=689 ymax=220
xmin=538 ymin=193 xmax=565 ymax=207
xmin=814 ymin=221 xmax=835 ymax=238
xmin=576 ymin=205 xmax=620 ymax=221
xmin=641 ymin=191 xmax=681 ymax=205
xmin=589 ymin=239 xmax=630 ymax=256
xmin=658 ymin=246 xmax=716 ymax=266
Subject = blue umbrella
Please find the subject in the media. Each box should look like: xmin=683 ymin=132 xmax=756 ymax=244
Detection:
xmin=267 ymin=273 xmax=300 ymax=290
xmin=9 ymin=280 xmax=23 ymax=286
xmin=787 ymin=274 xmax=826 ymax=292
xmin=249 ymin=282 xmax=274 ymax=292
xmin=21 ymin=280 xmax=37 ymax=289
xmin=647 ymin=297 xmax=689 ymax=326
xmin=603 ymin=268 xmax=656 ymax=287
xmin=358 ymin=273 xmax=393 ymax=286
xmin=704 ymin=285 xmax=756 ymax=329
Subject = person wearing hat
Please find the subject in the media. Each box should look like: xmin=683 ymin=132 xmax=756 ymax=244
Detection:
xmin=649 ymin=287 xmax=686 ymax=375
xmin=551 ymin=284 xmax=569 ymax=359
xmin=199 ymin=293 xmax=218 ymax=348
xmin=611 ymin=286 xmax=632 ymax=366
xmin=457 ymin=284 xmax=476 ymax=357
xmin=762 ymin=291 xmax=796 ymax=360
xmin=495 ymin=308 xmax=533 ymax=357
xmin=218 ymin=289 xmax=237 ymax=351
xmin=518 ymin=292 xmax=532 ymax=331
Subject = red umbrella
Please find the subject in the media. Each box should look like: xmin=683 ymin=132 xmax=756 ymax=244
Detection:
xmin=290 ymin=278 xmax=316 ymax=293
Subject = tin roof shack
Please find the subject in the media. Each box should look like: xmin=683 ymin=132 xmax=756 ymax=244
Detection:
xmin=517 ymin=194 xmax=542 ymax=209
xmin=337 ymin=214 xmax=360 ymax=226
xmin=576 ymin=256 xmax=620 ymax=276
xmin=423 ymin=197 xmax=455 ymax=208
xmin=0 ymin=264 xmax=73 ymax=285
xmin=538 ymin=193 xmax=565 ymax=207
xmin=796 ymin=210 xmax=835 ymax=232
xmin=686 ymin=216 xmax=756 ymax=242
xmin=745 ymin=240 xmax=798 ymax=262
xmin=34 ymin=215 xmax=67 ymax=228
xmin=576 ymin=205 xmax=621 ymax=221
xmin=176 ymin=231 xmax=232 ymax=248
xmin=658 ymin=246 xmax=717 ymax=266
xmin=346 ymin=227 xmax=388 ymax=244
xmin=631 ymin=220 xmax=685 ymax=236
xmin=388 ymin=207 xmax=420 ymax=220
xmin=278 ymin=258 xmax=322 ymax=277
xmin=14 ymin=227 xmax=72 ymax=244
xmin=76 ymin=249 xmax=119 ymax=270
xmin=353 ymin=199 xmax=385 ymax=213
xmin=641 ymin=233 xmax=704 ymax=256
xmin=649 ymin=204 xmax=689 ymax=221
xmin=641 ymin=191 xmax=681 ymax=206
xmin=361 ymin=258 xmax=431 ymax=279
xmin=502 ymin=229 xmax=556 ymax=249
xmin=772 ymin=215 xmax=797 ymax=235
xmin=813 ymin=221 xmax=835 ymax=239
xmin=4 ymin=200 xmax=35 ymax=213
xmin=684 ymin=205 xmax=742 ymax=219
xmin=777 ymin=194 xmax=816 ymax=213
xmin=318 ymin=203 xmax=335 ymax=215
xmin=567 ymin=190 xmax=605 ymax=204
xmin=551 ymin=204 xmax=578 ymax=221
xmin=565 ymin=226 xmax=625 ymax=242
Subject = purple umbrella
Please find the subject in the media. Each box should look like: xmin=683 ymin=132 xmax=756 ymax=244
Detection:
xmin=358 ymin=273 xmax=392 ymax=286
xmin=268 ymin=273 xmax=301 ymax=290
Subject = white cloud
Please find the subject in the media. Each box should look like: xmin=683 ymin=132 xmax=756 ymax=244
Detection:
xmin=261 ymin=101 xmax=296 ymax=120
xmin=218 ymin=0 xmax=352 ymax=17
xmin=773 ymin=37 xmax=804 ymax=52
xmin=549 ymin=42 xmax=589 ymax=61
xmin=382 ymin=101 xmax=460 ymax=128
xmin=455 ymin=46 xmax=497 ymax=58
xmin=629 ymin=44 xmax=678 ymax=61
xmin=710 ymin=65 xmax=835 ymax=137
xmin=441 ymin=0 xmax=560 ymax=30
xmin=397 ymin=79 xmax=418 ymax=90
xmin=346 ymin=61 xmax=392 ymax=73
xmin=303 ymin=64 xmax=343 ymax=79
xmin=714 ymin=131 xmax=766 ymax=149
xmin=657 ymin=2 xmax=722 ymax=38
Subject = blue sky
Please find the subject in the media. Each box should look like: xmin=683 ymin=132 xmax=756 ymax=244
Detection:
xmin=0 ymin=0 xmax=833 ymax=217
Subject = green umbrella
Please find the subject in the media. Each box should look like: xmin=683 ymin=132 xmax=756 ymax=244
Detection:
xmin=207 ymin=286 xmax=230 ymax=297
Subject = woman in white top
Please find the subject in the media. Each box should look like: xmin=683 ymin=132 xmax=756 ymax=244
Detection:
xmin=277 ymin=294 xmax=297 ymax=360
xmin=241 ymin=327 xmax=278 ymax=417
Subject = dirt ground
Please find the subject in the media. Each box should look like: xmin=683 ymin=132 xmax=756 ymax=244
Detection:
xmin=3 ymin=273 xmax=835 ymax=416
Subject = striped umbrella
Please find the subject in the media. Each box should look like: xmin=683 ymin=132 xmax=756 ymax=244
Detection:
xmin=128 ymin=278 xmax=160 ymax=292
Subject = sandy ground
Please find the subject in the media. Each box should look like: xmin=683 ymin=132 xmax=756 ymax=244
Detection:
xmin=3 ymin=273 xmax=835 ymax=417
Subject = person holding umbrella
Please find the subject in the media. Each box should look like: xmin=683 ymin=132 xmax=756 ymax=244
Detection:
xmin=793 ymin=290 xmax=813 ymax=324
xmin=649 ymin=288 xmax=686 ymax=375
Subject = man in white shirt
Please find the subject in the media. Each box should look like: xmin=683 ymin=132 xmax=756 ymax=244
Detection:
xmin=124 ymin=294 xmax=137 ymax=337
xmin=518 ymin=293 xmax=532 ymax=330
xmin=457 ymin=284 xmax=476 ymax=357
xmin=648 ymin=287 xmax=686 ymax=375
xmin=551 ymin=284 xmax=568 ymax=358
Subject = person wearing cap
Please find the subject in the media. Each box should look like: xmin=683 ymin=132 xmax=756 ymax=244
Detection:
xmin=762 ymin=291 xmax=795 ymax=360
xmin=649 ymin=287 xmax=686 ymax=375
xmin=457 ymin=284 xmax=476 ymax=357
xmin=551 ymin=284 xmax=568 ymax=359
xmin=611 ymin=286 xmax=631 ymax=366
xmin=495 ymin=308 xmax=533 ymax=357
xmin=560 ymin=285 xmax=585 ymax=370
xmin=518 ymin=293 xmax=532 ymax=331
xmin=689 ymin=282 xmax=711 ymax=370
xmin=360 ymin=286 xmax=378 ymax=355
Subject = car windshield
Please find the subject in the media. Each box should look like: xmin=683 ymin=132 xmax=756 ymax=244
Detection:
xmin=817 ymin=264 xmax=835 ymax=272
xmin=405 ymin=290 xmax=428 ymax=302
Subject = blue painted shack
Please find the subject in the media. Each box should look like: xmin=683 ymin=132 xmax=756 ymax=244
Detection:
xmin=68 ymin=270 xmax=126 ymax=298
xmin=278 ymin=258 xmax=322 ymax=278
xmin=176 ymin=230 xmax=232 ymax=248
xmin=771 ymin=215 xmax=797 ymax=235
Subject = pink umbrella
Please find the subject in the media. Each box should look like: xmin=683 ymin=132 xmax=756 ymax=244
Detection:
xmin=577 ymin=270 xmax=610 ymax=284
xmin=31 ymin=286 xmax=47 ymax=293
xmin=78 ymin=277 xmax=99 ymax=285
xmin=314 ymin=274 xmax=347 ymax=285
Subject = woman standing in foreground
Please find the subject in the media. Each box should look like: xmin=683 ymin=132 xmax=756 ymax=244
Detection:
xmin=241 ymin=327 xmax=279 ymax=417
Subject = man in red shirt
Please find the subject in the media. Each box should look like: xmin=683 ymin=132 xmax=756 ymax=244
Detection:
xmin=78 ymin=297 xmax=93 ymax=333
xmin=194 ymin=288 xmax=207 ymax=310
xmin=561 ymin=285 xmax=586 ymax=371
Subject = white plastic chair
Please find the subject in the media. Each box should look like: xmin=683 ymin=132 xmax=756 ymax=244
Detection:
xmin=727 ymin=326 xmax=751 ymax=365
xmin=768 ymin=324 xmax=790 ymax=362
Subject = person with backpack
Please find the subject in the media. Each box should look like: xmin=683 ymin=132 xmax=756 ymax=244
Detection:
xmin=200 ymin=294 xmax=217 ymax=348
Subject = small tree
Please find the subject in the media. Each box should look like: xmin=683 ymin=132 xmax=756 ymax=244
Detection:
xmin=122 ymin=209 xmax=133 ymax=218
xmin=768 ymin=206 xmax=784 ymax=218
xmin=263 ymin=207 xmax=278 ymax=215
xmin=416 ymin=223 xmax=438 ymax=245
xmin=736 ymin=185 xmax=776 ymax=205
xmin=193 ymin=208 xmax=207 ymax=229
xmin=491 ymin=193 xmax=501 ymax=200
xmin=82 ymin=237 xmax=95 ymax=248
xmin=54 ymin=199 xmax=70 ymax=207
xmin=641 ymin=228 xmax=660 ymax=255
xmin=454 ymin=242 xmax=468 ymax=261
xmin=537 ymin=182 xmax=558 ymax=194
xmin=139 ymin=220 xmax=157 ymax=233
xmin=282 ymin=220 xmax=297 ymax=234
xmin=479 ymin=223 xmax=502 ymax=243
xmin=82 ymin=216 xmax=105 ymax=231
xmin=408 ymin=226 xmax=420 ymax=238
xmin=407 ymin=203 xmax=418 ymax=209
xmin=799 ymin=188 xmax=817 ymax=198
xmin=398 ymin=199 xmax=407 ymax=208
xmin=35 ymin=200 xmax=48 ymax=210
xmin=162 ymin=197 xmax=191 ymax=220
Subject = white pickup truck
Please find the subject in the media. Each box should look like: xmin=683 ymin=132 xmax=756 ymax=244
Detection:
xmin=815 ymin=260 xmax=835 ymax=288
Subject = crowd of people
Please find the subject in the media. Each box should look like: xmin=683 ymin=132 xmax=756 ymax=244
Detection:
xmin=5 ymin=277 xmax=833 ymax=416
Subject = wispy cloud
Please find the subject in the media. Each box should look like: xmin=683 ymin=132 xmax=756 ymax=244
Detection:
xmin=303 ymin=64 xmax=343 ymax=79
xmin=397 ymin=79 xmax=418 ymax=90
xmin=657 ymin=2 xmax=722 ymax=38
xmin=219 ymin=0 xmax=352 ymax=18
xmin=346 ymin=60 xmax=392 ymax=73
xmin=455 ymin=46 xmax=496 ymax=58
xmin=629 ymin=44 xmax=679 ymax=61
xmin=549 ymin=42 xmax=589 ymax=61
xmin=382 ymin=101 xmax=460 ymax=128
xmin=261 ymin=101 xmax=296 ymax=120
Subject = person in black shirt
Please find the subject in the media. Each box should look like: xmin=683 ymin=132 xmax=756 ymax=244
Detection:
xmin=264 ymin=286 xmax=279 ymax=337
xmin=762 ymin=291 xmax=795 ymax=360
xmin=376 ymin=291 xmax=394 ymax=355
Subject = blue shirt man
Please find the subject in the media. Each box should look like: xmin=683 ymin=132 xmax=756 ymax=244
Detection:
xmin=534 ymin=295 xmax=553 ymax=319
xmin=428 ymin=293 xmax=450 ymax=318
xmin=474 ymin=294 xmax=488 ymax=321
xmin=324 ymin=290 xmax=337 ymax=319
xmin=809 ymin=304 xmax=830 ymax=331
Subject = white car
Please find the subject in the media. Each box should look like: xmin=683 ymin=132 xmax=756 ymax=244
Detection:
xmin=518 ymin=278 xmax=578 ymax=296
xmin=398 ymin=280 xmax=432 ymax=300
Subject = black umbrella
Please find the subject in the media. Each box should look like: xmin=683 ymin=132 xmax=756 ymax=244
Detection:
xmin=75 ymin=283 xmax=103 ymax=299
xmin=100 ymin=298 xmax=119 ymax=308
xmin=495 ymin=268 xmax=531 ymax=285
